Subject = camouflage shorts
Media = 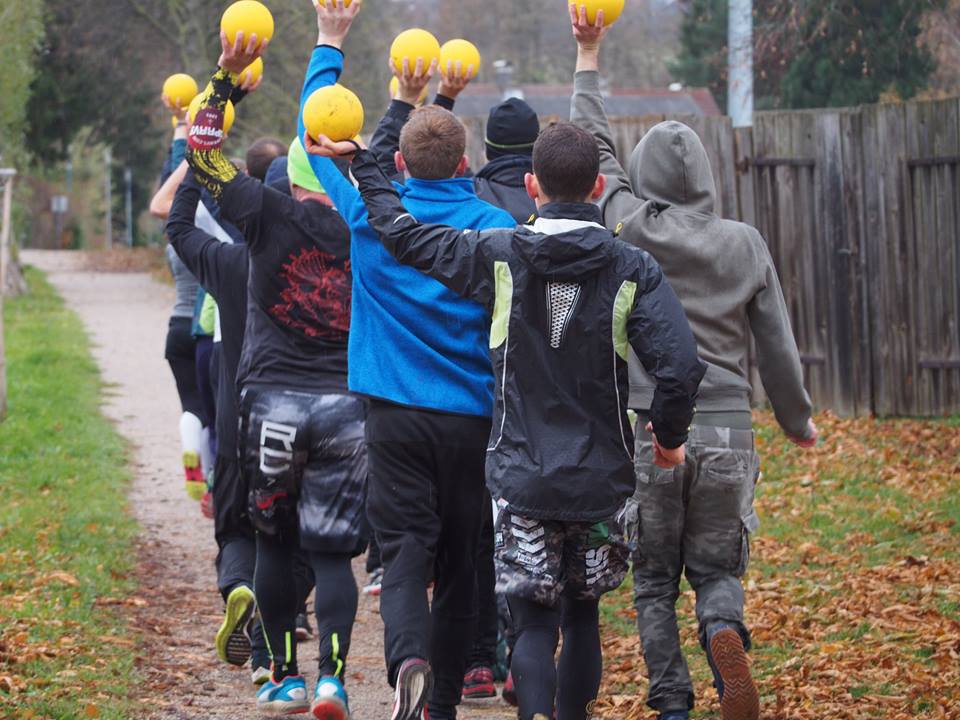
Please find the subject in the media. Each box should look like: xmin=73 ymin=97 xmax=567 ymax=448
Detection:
xmin=494 ymin=508 xmax=629 ymax=607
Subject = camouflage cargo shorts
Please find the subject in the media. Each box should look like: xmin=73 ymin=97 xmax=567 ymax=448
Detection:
xmin=494 ymin=508 xmax=629 ymax=607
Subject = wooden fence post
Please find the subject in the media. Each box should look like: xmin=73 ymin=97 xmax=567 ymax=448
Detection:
xmin=0 ymin=168 xmax=16 ymax=422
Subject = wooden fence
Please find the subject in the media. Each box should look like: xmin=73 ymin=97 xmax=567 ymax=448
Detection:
xmin=465 ymin=97 xmax=960 ymax=417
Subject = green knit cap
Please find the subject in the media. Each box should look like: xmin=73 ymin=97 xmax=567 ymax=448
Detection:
xmin=287 ymin=137 xmax=325 ymax=194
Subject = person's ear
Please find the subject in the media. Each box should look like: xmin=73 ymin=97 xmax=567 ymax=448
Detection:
xmin=524 ymin=173 xmax=540 ymax=201
xmin=455 ymin=155 xmax=469 ymax=177
xmin=394 ymin=151 xmax=407 ymax=174
xmin=590 ymin=173 xmax=606 ymax=200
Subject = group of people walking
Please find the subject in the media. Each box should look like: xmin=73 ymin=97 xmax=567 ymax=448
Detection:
xmin=152 ymin=3 xmax=817 ymax=720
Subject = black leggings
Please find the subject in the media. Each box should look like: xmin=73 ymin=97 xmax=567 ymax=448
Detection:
xmin=164 ymin=317 xmax=206 ymax=422
xmin=508 ymin=596 xmax=602 ymax=720
xmin=255 ymin=531 xmax=357 ymax=681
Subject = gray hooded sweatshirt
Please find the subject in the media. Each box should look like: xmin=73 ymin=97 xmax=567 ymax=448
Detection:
xmin=571 ymin=70 xmax=812 ymax=438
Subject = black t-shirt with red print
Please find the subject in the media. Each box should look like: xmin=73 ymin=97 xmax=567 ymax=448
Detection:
xmin=218 ymin=172 xmax=351 ymax=394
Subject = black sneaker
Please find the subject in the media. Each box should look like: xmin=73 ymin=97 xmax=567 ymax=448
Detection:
xmin=391 ymin=657 xmax=432 ymax=720
xmin=295 ymin=612 xmax=314 ymax=643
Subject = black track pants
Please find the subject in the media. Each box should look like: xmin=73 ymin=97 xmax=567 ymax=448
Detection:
xmin=508 ymin=596 xmax=603 ymax=720
xmin=365 ymin=401 xmax=490 ymax=719
xmin=255 ymin=530 xmax=358 ymax=680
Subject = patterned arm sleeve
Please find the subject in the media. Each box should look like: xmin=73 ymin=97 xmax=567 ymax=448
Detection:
xmin=185 ymin=68 xmax=240 ymax=201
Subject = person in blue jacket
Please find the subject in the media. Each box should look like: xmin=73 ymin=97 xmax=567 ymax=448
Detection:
xmin=302 ymin=4 xmax=514 ymax=720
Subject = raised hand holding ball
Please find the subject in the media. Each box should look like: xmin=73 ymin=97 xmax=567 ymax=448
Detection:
xmin=303 ymin=84 xmax=364 ymax=143
xmin=439 ymin=39 xmax=481 ymax=79
xmin=569 ymin=0 xmax=625 ymax=26
xmin=390 ymin=77 xmax=428 ymax=105
xmin=390 ymin=29 xmax=441 ymax=72
xmin=221 ymin=1 xmax=274 ymax=48
xmin=162 ymin=74 xmax=198 ymax=111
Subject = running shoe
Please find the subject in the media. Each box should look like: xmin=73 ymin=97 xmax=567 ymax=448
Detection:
xmin=184 ymin=450 xmax=206 ymax=501
xmin=501 ymin=670 xmax=517 ymax=706
xmin=296 ymin=612 xmax=314 ymax=642
xmin=391 ymin=657 xmax=433 ymax=720
xmin=707 ymin=625 xmax=759 ymax=720
xmin=362 ymin=567 xmax=384 ymax=596
xmin=462 ymin=665 xmax=496 ymax=699
xmin=252 ymin=664 xmax=272 ymax=686
xmin=311 ymin=675 xmax=350 ymax=720
xmin=257 ymin=674 xmax=309 ymax=715
xmin=216 ymin=585 xmax=255 ymax=666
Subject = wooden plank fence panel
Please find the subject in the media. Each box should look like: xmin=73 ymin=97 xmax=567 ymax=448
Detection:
xmin=460 ymin=95 xmax=960 ymax=416
xmin=905 ymin=99 xmax=960 ymax=415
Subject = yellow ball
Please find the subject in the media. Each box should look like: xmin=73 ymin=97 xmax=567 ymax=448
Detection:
xmin=240 ymin=57 xmax=264 ymax=85
xmin=162 ymin=74 xmax=198 ymax=110
xmin=389 ymin=76 xmax=429 ymax=105
xmin=221 ymin=1 xmax=275 ymax=46
xmin=303 ymin=84 xmax=365 ymax=142
xmin=439 ymin=39 xmax=481 ymax=79
xmin=570 ymin=0 xmax=625 ymax=25
xmin=390 ymin=29 xmax=441 ymax=71
xmin=188 ymin=94 xmax=237 ymax=135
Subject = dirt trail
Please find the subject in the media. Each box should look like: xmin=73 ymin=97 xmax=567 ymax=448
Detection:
xmin=23 ymin=250 xmax=513 ymax=720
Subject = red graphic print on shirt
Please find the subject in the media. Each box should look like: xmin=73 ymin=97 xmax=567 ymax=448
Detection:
xmin=269 ymin=248 xmax=351 ymax=340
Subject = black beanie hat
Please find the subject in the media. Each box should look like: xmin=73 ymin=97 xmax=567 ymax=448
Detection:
xmin=485 ymin=98 xmax=540 ymax=158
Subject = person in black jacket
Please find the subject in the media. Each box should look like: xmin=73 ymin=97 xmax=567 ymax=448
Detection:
xmin=473 ymin=97 xmax=540 ymax=224
xmin=165 ymin=174 xmax=275 ymax=683
xmin=307 ymin=121 xmax=705 ymax=720
xmin=185 ymin=32 xmax=366 ymax=719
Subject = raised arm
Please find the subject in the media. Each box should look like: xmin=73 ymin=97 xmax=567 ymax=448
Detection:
xmin=626 ymin=256 xmax=706 ymax=452
xmin=295 ymin=1 xmax=367 ymax=222
xmin=351 ymin=149 xmax=498 ymax=306
xmin=165 ymin=175 xmax=235 ymax=299
xmin=569 ymin=6 xmax=644 ymax=228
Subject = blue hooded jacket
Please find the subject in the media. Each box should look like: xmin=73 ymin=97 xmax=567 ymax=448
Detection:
xmin=299 ymin=46 xmax=515 ymax=418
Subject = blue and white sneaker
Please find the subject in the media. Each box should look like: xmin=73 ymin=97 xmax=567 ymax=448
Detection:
xmin=256 ymin=674 xmax=309 ymax=715
xmin=311 ymin=676 xmax=350 ymax=720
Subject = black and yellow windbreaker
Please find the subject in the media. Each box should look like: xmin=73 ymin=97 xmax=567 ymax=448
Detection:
xmin=351 ymin=150 xmax=706 ymax=523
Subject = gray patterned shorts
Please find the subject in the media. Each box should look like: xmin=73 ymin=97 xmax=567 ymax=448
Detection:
xmin=494 ymin=508 xmax=629 ymax=607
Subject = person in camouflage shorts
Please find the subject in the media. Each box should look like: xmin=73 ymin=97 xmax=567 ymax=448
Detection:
xmin=495 ymin=507 xmax=630 ymax=607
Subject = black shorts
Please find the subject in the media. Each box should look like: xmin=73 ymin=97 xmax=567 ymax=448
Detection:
xmin=239 ymin=386 xmax=367 ymax=554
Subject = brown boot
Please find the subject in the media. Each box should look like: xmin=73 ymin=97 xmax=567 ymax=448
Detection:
xmin=709 ymin=627 xmax=759 ymax=720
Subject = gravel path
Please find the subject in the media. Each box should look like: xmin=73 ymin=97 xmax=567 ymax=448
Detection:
xmin=24 ymin=251 xmax=514 ymax=720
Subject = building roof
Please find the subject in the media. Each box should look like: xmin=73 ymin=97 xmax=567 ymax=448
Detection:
xmin=453 ymin=83 xmax=721 ymax=119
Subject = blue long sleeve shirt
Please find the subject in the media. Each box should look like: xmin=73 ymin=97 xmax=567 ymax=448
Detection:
xmin=299 ymin=46 xmax=515 ymax=418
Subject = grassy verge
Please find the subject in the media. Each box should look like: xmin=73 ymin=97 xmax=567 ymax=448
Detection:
xmin=0 ymin=268 xmax=139 ymax=719
xmin=597 ymin=411 xmax=960 ymax=719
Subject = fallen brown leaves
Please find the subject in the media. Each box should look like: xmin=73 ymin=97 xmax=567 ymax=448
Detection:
xmin=596 ymin=411 xmax=960 ymax=719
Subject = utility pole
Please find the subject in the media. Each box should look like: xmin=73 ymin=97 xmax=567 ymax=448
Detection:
xmin=104 ymin=147 xmax=113 ymax=248
xmin=0 ymin=168 xmax=16 ymax=421
xmin=124 ymin=167 xmax=134 ymax=247
xmin=728 ymin=0 xmax=754 ymax=128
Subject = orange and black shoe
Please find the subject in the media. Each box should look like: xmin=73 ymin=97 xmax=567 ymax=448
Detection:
xmin=707 ymin=625 xmax=759 ymax=720
xmin=462 ymin=665 xmax=496 ymax=699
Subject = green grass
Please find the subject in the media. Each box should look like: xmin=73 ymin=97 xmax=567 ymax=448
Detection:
xmin=0 ymin=268 xmax=140 ymax=719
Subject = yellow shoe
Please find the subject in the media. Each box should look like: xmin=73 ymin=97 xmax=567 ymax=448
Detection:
xmin=216 ymin=585 xmax=256 ymax=665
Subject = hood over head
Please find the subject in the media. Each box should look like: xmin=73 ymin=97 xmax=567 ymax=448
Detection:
xmin=515 ymin=202 xmax=616 ymax=279
xmin=627 ymin=121 xmax=716 ymax=214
